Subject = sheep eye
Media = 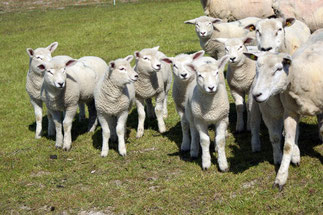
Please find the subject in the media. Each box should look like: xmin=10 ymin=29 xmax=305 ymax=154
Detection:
xmin=239 ymin=46 xmax=243 ymax=49
xmin=278 ymin=28 xmax=282 ymax=31
xmin=36 ymin=56 xmax=42 ymax=60
xmin=143 ymin=57 xmax=149 ymax=60
xmin=256 ymin=29 xmax=261 ymax=36
xmin=120 ymin=67 xmax=125 ymax=71
xmin=173 ymin=64 xmax=178 ymax=69
xmin=47 ymin=70 xmax=53 ymax=75
xmin=198 ymin=74 xmax=202 ymax=78
xmin=225 ymin=48 xmax=229 ymax=52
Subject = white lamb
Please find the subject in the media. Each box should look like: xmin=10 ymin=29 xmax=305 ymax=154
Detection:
xmin=185 ymin=55 xmax=230 ymax=171
xmin=26 ymin=42 xmax=86 ymax=139
xmin=40 ymin=56 xmax=108 ymax=151
xmin=134 ymin=46 xmax=172 ymax=138
xmin=94 ymin=55 xmax=138 ymax=157
xmin=184 ymin=16 xmax=260 ymax=58
xmin=244 ymin=29 xmax=323 ymax=189
xmin=161 ymin=50 xmax=205 ymax=151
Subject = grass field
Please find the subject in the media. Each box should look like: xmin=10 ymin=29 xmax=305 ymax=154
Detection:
xmin=0 ymin=0 xmax=322 ymax=214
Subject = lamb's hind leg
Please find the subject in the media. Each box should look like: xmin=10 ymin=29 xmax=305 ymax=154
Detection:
xmin=162 ymin=94 xmax=168 ymax=118
xmin=47 ymin=111 xmax=55 ymax=137
xmin=317 ymin=114 xmax=323 ymax=142
xmin=136 ymin=97 xmax=146 ymax=138
xmin=155 ymin=92 xmax=166 ymax=133
xmin=50 ymin=110 xmax=63 ymax=148
xmin=78 ymin=103 xmax=86 ymax=121
xmin=231 ymin=90 xmax=245 ymax=133
xmin=146 ymin=98 xmax=155 ymax=119
xmin=215 ymin=118 xmax=229 ymax=172
xmin=62 ymin=106 xmax=77 ymax=151
xmin=180 ymin=113 xmax=191 ymax=152
xmin=266 ymin=119 xmax=283 ymax=165
xmin=116 ymin=111 xmax=128 ymax=156
xmin=30 ymin=99 xmax=43 ymax=139
xmin=87 ymin=100 xmax=98 ymax=132
xmin=291 ymin=124 xmax=300 ymax=166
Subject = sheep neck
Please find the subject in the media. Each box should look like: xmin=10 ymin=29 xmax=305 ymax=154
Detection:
xmin=134 ymin=65 xmax=163 ymax=98
xmin=26 ymin=69 xmax=44 ymax=94
xmin=100 ymin=75 xmax=125 ymax=102
xmin=43 ymin=82 xmax=66 ymax=111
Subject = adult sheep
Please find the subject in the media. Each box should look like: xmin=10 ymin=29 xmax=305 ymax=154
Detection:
xmin=245 ymin=29 xmax=323 ymax=190
xmin=272 ymin=0 xmax=323 ymax=32
xmin=200 ymin=0 xmax=274 ymax=21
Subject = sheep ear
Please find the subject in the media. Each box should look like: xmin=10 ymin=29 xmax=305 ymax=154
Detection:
xmin=218 ymin=55 xmax=229 ymax=70
xmin=243 ymin=37 xmax=254 ymax=45
xmin=244 ymin=52 xmax=258 ymax=61
xmin=283 ymin=18 xmax=295 ymax=28
xmin=245 ymin=24 xmax=256 ymax=32
xmin=38 ymin=64 xmax=46 ymax=72
xmin=125 ymin=55 xmax=134 ymax=63
xmin=152 ymin=46 xmax=159 ymax=51
xmin=184 ymin=18 xmax=196 ymax=25
xmin=65 ymin=59 xmax=77 ymax=67
xmin=185 ymin=63 xmax=197 ymax=74
xmin=26 ymin=48 xmax=34 ymax=57
xmin=134 ymin=51 xmax=141 ymax=59
xmin=109 ymin=61 xmax=116 ymax=69
xmin=191 ymin=50 xmax=205 ymax=60
xmin=211 ymin=17 xmax=222 ymax=24
xmin=213 ymin=38 xmax=227 ymax=44
xmin=161 ymin=58 xmax=173 ymax=64
xmin=47 ymin=42 xmax=58 ymax=53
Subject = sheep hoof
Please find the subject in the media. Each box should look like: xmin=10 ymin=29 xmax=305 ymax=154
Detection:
xmin=101 ymin=152 xmax=108 ymax=157
xmin=63 ymin=146 xmax=71 ymax=151
xmin=272 ymin=183 xmax=284 ymax=192
xmin=55 ymin=144 xmax=62 ymax=149
xmin=119 ymin=152 xmax=127 ymax=157
xmin=221 ymin=167 xmax=229 ymax=172
xmin=35 ymin=135 xmax=42 ymax=139
xmin=293 ymin=162 xmax=300 ymax=167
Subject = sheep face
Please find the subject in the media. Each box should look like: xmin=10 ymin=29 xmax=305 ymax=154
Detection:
xmin=135 ymin=46 xmax=162 ymax=73
xmin=161 ymin=51 xmax=204 ymax=82
xmin=215 ymin=37 xmax=253 ymax=64
xmin=249 ymin=18 xmax=295 ymax=53
xmin=244 ymin=52 xmax=292 ymax=103
xmin=26 ymin=42 xmax=58 ymax=75
xmin=187 ymin=55 xmax=229 ymax=94
xmin=108 ymin=55 xmax=138 ymax=87
xmin=184 ymin=16 xmax=222 ymax=39
xmin=40 ymin=59 xmax=76 ymax=89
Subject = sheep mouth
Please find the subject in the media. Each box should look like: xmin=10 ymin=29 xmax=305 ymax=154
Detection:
xmin=130 ymin=78 xmax=138 ymax=82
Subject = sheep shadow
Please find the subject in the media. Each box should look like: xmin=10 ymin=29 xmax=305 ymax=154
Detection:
xmin=28 ymin=113 xmax=89 ymax=142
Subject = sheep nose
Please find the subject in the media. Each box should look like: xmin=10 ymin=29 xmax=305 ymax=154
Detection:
xmin=208 ymin=86 xmax=214 ymax=91
xmin=230 ymin=57 xmax=236 ymax=62
xmin=261 ymin=47 xmax=272 ymax=52
xmin=201 ymin=32 xmax=206 ymax=36
xmin=134 ymin=74 xmax=138 ymax=78
xmin=155 ymin=64 xmax=161 ymax=69
xmin=58 ymin=82 xmax=64 ymax=88
xmin=181 ymin=73 xmax=187 ymax=78
xmin=253 ymin=92 xmax=262 ymax=99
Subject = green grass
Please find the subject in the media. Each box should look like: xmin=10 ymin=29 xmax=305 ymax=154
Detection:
xmin=0 ymin=1 xmax=322 ymax=214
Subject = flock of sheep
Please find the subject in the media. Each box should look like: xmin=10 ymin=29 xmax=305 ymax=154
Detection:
xmin=25 ymin=1 xmax=323 ymax=191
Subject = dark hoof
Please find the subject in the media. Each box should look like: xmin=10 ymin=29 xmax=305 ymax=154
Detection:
xmin=272 ymin=183 xmax=284 ymax=192
xmin=220 ymin=168 xmax=229 ymax=173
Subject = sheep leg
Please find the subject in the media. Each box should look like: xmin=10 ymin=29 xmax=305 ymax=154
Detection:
xmin=215 ymin=118 xmax=229 ymax=172
xmin=231 ymin=90 xmax=245 ymax=133
xmin=50 ymin=110 xmax=63 ymax=148
xmin=116 ymin=111 xmax=128 ymax=156
xmin=30 ymin=99 xmax=43 ymax=139
xmin=47 ymin=111 xmax=55 ymax=137
xmin=109 ymin=117 xmax=117 ymax=143
xmin=266 ymin=119 xmax=283 ymax=165
xmin=196 ymin=122 xmax=211 ymax=170
xmin=291 ymin=124 xmax=300 ymax=166
xmin=136 ymin=97 xmax=146 ymax=138
xmin=98 ymin=114 xmax=110 ymax=157
xmin=189 ymin=121 xmax=200 ymax=159
xmin=163 ymin=94 xmax=168 ymax=118
xmin=62 ymin=106 xmax=77 ymax=151
xmin=87 ymin=100 xmax=98 ymax=132
xmin=155 ymin=92 xmax=166 ymax=133
xmin=274 ymin=111 xmax=299 ymax=190
xmin=145 ymin=98 xmax=155 ymax=119
xmin=249 ymin=94 xmax=262 ymax=152
xmin=180 ymin=112 xmax=191 ymax=152
xmin=317 ymin=114 xmax=323 ymax=142
xmin=78 ymin=103 xmax=86 ymax=121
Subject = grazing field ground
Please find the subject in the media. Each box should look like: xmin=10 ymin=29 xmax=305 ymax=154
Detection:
xmin=0 ymin=0 xmax=322 ymax=214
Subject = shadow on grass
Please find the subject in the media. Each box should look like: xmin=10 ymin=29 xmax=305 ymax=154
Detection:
xmin=28 ymin=113 xmax=89 ymax=142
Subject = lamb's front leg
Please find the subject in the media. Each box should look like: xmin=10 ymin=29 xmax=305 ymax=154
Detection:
xmin=155 ymin=92 xmax=166 ymax=133
xmin=87 ymin=100 xmax=98 ymax=132
xmin=196 ymin=122 xmax=211 ymax=170
xmin=50 ymin=110 xmax=63 ymax=148
xmin=231 ymin=90 xmax=245 ymax=133
xmin=116 ymin=111 xmax=129 ymax=156
xmin=274 ymin=111 xmax=300 ymax=191
xmin=30 ymin=99 xmax=43 ymax=139
xmin=291 ymin=124 xmax=300 ymax=166
xmin=98 ymin=114 xmax=111 ymax=157
xmin=266 ymin=119 xmax=283 ymax=165
xmin=317 ymin=113 xmax=323 ymax=142
xmin=62 ymin=106 xmax=77 ymax=151
xmin=163 ymin=94 xmax=168 ymax=118
xmin=215 ymin=118 xmax=229 ymax=172
xmin=47 ymin=111 xmax=55 ymax=137
xmin=180 ymin=112 xmax=191 ymax=152
xmin=248 ymin=94 xmax=262 ymax=152
xmin=135 ymin=97 xmax=146 ymax=138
